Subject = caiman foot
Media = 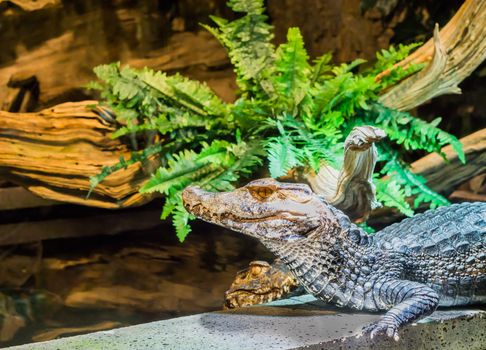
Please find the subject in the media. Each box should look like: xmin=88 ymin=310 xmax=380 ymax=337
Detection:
xmin=224 ymin=260 xmax=300 ymax=309
xmin=361 ymin=320 xmax=400 ymax=341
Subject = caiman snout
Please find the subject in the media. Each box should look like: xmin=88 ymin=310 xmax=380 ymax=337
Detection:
xmin=182 ymin=186 xmax=207 ymax=211
xmin=182 ymin=186 xmax=227 ymax=223
xmin=182 ymin=179 xmax=328 ymax=240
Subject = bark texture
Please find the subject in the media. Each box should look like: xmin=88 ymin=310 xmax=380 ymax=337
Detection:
xmin=0 ymin=101 xmax=151 ymax=208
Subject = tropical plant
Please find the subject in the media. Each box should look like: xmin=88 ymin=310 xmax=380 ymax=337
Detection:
xmin=88 ymin=0 xmax=464 ymax=241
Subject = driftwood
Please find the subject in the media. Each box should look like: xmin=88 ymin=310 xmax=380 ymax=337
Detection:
xmin=410 ymin=128 xmax=486 ymax=195
xmin=378 ymin=0 xmax=486 ymax=111
xmin=450 ymin=174 xmax=486 ymax=202
xmin=0 ymin=101 xmax=151 ymax=208
xmin=0 ymin=30 xmax=234 ymax=109
xmin=0 ymin=0 xmax=60 ymax=11
xmin=303 ymin=126 xmax=386 ymax=221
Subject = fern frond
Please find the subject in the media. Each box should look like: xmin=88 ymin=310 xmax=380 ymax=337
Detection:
xmin=227 ymin=0 xmax=266 ymax=14
xmin=311 ymin=52 xmax=333 ymax=84
xmin=140 ymin=149 xmax=217 ymax=195
xmin=231 ymin=98 xmax=273 ymax=132
xmin=366 ymin=103 xmax=464 ymax=161
xmin=203 ymin=141 xmax=265 ymax=192
xmin=371 ymin=42 xmax=422 ymax=74
xmin=379 ymin=151 xmax=450 ymax=209
xmin=280 ymin=115 xmax=341 ymax=169
xmin=139 ymin=69 xmax=229 ymax=119
xmin=312 ymin=69 xmax=377 ymax=118
xmin=173 ymin=201 xmax=195 ymax=242
xmin=88 ymin=142 xmax=170 ymax=197
xmin=375 ymin=177 xmax=414 ymax=217
xmin=271 ymin=27 xmax=311 ymax=113
xmin=202 ymin=0 xmax=275 ymax=96
xmin=266 ymin=121 xmax=302 ymax=178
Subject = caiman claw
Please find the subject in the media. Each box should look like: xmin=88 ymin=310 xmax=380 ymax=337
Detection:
xmin=362 ymin=321 xmax=400 ymax=341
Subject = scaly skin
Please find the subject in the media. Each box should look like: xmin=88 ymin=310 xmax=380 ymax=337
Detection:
xmin=224 ymin=260 xmax=300 ymax=309
xmin=182 ymin=178 xmax=486 ymax=340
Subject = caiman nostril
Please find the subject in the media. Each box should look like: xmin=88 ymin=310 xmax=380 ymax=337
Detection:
xmin=182 ymin=186 xmax=202 ymax=207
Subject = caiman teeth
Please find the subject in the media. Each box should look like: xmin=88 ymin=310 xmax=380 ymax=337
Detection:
xmin=186 ymin=202 xmax=304 ymax=223
xmin=187 ymin=203 xmax=223 ymax=221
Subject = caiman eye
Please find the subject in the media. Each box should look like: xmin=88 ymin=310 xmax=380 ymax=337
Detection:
xmin=247 ymin=186 xmax=275 ymax=201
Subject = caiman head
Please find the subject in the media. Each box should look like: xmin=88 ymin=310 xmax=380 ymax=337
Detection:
xmin=182 ymin=178 xmax=339 ymax=242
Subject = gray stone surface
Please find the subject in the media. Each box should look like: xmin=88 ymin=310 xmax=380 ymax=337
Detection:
xmin=5 ymin=295 xmax=486 ymax=350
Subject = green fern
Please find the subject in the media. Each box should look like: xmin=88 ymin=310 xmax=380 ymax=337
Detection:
xmin=202 ymin=0 xmax=275 ymax=96
xmin=372 ymin=42 xmax=422 ymax=73
xmin=312 ymin=59 xmax=377 ymax=119
xmin=271 ymin=27 xmax=312 ymax=114
xmin=370 ymin=42 xmax=425 ymax=89
xmin=310 ymin=52 xmax=333 ymax=84
xmin=172 ymin=200 xmax=195 ymax=242
xmin=361 ymin=103 xmax=465 ymax=162
xmin=375 ymin=176 xmax=414 ymax=217
xmin=378 ymin=149 xmax=450 ymax=209
xmin=266 ymin=124 xmax=302 ymax=178
xmin=89 ymin=0 xmax=465 ymax=240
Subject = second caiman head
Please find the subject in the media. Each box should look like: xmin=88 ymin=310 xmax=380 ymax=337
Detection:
xmin=182 ymin=178 xmax=341 ymax=245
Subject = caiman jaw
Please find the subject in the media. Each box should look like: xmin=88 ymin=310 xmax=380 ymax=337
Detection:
xmin=182 ymin=182 xmax=324 ymax=240
xmin=182 ymin=186 xmax=236 ymax=224
xmin=182 ymin=186 xmax=213 ymax=218
xmin=182 ymin=186 xmax=285 ymax=225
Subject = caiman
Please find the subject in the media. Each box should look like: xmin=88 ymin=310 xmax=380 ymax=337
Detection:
xmin=222 ymin=125 xmax=386 ymax=307
xmin=182 ymin=179 xmax=486 ymax=339
xmin=223 ymin=260 xmax=300 ymax=309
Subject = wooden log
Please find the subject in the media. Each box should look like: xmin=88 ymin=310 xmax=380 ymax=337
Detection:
xmin=0 ymin=29 xmax=234 ymax=109
xmin=410 ymin=128 xmax=486 ymax=195
xmin=0 ymin=101 xmax=153 ymax=208
xmin=449 ymin=190 xmax=486 ymax=202
xmin=378 ymin=0 xmax=486 ymax=111
xmin=1 ymin=0 xmax=60 ymax=11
